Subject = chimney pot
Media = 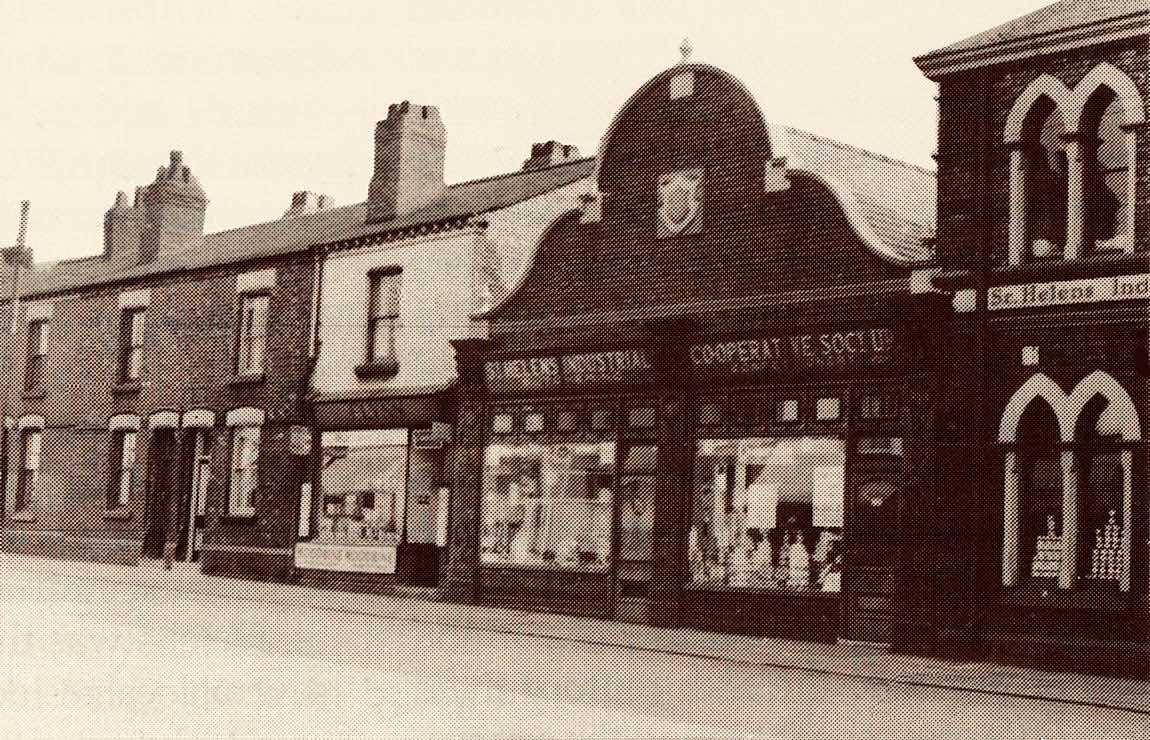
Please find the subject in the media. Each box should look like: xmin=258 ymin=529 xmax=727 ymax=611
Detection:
xmin=522 ymin=140 xmax=581 ymax=171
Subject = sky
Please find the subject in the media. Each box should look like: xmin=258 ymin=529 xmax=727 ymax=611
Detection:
xmin=0 ymin=0 xmax=1050 ymax=263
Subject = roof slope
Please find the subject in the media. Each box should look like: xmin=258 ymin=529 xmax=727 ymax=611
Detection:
xmin=920 ymin=0 xmax=1148 ymax=60
xmin=15 ymin=157 xmax=596 ymax=299
xmin=783 ymin=127 xmax=936 ymax=262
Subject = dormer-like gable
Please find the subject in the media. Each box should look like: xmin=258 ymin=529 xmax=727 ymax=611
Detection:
xmin=489 ymin=64 xmax=934 ymax=330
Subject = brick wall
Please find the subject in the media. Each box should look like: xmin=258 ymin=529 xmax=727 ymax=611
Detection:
xmin=0 ymin=252 xmax=315 ymax=576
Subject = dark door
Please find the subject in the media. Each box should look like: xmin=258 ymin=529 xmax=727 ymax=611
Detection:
xmin=843 ymin=440 xmax=903 ymax=643
xmin=143 ymin=431 xmax=177 ymax=559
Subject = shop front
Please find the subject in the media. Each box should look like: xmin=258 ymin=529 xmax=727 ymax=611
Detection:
xmin=295 ymin=394 xmax=453 ymax=590
xmin=458 ymin=313 xmax=936 ymax=644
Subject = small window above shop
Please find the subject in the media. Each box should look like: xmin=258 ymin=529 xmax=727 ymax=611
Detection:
xmin=590 ymin=408 xmax=616 ymax=431
xmin=816 ymin=397 xmax=842 ymax=422
xmin=491 ymin=413 xmax=514 ymax=435
xmin=776 ymin=399 xmax=800 ymax=423
xmin=627 ymin=407 xmax=657 ymax=429
xmin=523 ymin=412 xmax=545 ymax=433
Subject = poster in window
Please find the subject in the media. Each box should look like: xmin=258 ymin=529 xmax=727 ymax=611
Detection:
xmin=812 ymin=464 xmax=844 ymax=528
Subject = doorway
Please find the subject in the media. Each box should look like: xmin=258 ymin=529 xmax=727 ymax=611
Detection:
xmin=179 ymin=430 xmax=212 ymax=562
xmin=143 ymin=430 xmax=178 ymax=559
xmin=842 ymin=437 xmax=903 ymax=644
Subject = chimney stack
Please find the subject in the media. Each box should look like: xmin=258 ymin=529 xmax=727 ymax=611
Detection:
xmin=283 ymin=191 xmax=335 ymax=219
xmin=103 ymin=189 xmax=143 ymax=259
xmin=366 ymin=101 xmax=446 ymax=224
xmin=138 ymin=150 xmax=208 ymax=262
xmin=522 ymin=141 xmax=581 ymax=171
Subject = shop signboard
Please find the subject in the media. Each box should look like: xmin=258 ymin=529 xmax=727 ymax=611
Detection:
xmin=294 ymin=542 xmax=397 ymax=574
xmin=689 ymin=327 xmax=897 ymax=374
xmin=988 ymin=273 xmax=1150 ymax=312
xmin=486 ymin=350 xmax=653 ymax=392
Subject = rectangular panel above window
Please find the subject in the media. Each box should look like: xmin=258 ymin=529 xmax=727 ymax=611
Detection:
xmin=117 ymin=288 xmax=151 ymax=309
xmin=236 ymin=268 xmax=277 ymax=294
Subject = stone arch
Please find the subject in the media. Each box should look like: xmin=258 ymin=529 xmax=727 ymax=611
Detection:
xmin=998 ymin=373 xmax=1072 ymax=442
xmin=1068 ymin=62 xmax=1146 ymax=132
xmin=1005 ymin=75 xmax=1073 ymax=143
xmin=1067 ymin=370 xmax=1141 ymax=441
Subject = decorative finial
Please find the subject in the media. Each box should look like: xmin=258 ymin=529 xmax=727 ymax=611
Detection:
xmin=679 ymin=38 xmax=692 ymax=64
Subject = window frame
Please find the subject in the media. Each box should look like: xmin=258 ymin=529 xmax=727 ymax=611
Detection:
xmin=24 ymin=319 xmax=49 ymax=392
xmin=109 ymin=430 xmax=138 ymax=510
xmin=227 ymin=425 xmax=261 ymax=517
xmin=364 ymin=268 xmax=402 ymax=368
xmin=234 ymin=292 xmax=271 ymax=377
xmin=14 ymin=429 xmax=42 ymax=512
xmin=119 ymin=307 xmax=146 ymax=383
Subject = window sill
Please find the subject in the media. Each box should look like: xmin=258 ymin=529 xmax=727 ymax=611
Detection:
xmin=479 ymin=558 xmax=610 ymax=574
xmin=220 ymin=513 xmax=257 ymax=524
xmin=21 ymin=389 xmax=46 ymax=400
xmin=103 ymin=508 xmax=133 ymax=521
xmin=355 ymin=360 xmax=400 ymax=380
xmin=228 ymin=373 xmax=265 ymax=387
xmin=111 ymin=381 xmax=142 ymax=395
xmin=8 ymin=511 xmax=36 ymax=522
xmin=684 ymin=581 xmax=841 ymax=598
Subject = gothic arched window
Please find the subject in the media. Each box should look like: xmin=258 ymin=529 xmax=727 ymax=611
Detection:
xmin=1081 ymin=88 xmax=1133 ymax=254
xmin=1022 ymin=100 xmax=1069 ymax=261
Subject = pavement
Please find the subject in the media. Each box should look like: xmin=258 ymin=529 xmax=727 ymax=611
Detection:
xmin=2 ymin=554 xmax=1149 ymax=738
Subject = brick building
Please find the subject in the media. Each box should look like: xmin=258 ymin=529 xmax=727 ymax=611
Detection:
xmin=917 ymin=0 xmax=1149 ymax=677
xmin=0 ymin=151 xmax=344 ymax=580
xmin=443 ymin=62 xmax=942 ymax=646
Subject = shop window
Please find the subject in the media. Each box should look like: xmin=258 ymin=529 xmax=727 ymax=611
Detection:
xmin=314 ymin=429 xmax=407 ymax=547
xmin=776 ymin=399 xmax=800 ymax=423
xmin=119 ymin=307 xmax=146 ymax=383
xmin=687 ymin=437 xmax=845 ymax=592
xmin=491 ymin=413 xmax=514 ymax=435
xmin=109 ymin=430 xmax=138 ymax=509
xmin=1081 ymin=89 xmax=1133 ymax=254
xmin=227 ymin=426 xmax=261 ymax=516
xmin=13 ymin=429 xmax=41 ymax=512
xmin=1074 ymin=396 xmax=1128 ymax=584
xmin=480 ymin=441 xmax=615 ymax=569
xmin=235 ymin=293 xmax=269 ymax=376
xmin=24 ymin=319 xmax=48 ymax=392
xmin=365 ymin=269 xmax=402 ymax=367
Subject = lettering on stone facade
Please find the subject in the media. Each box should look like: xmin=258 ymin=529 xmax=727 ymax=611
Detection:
xmin=988 ymin=273 xmax=1150 ymax=311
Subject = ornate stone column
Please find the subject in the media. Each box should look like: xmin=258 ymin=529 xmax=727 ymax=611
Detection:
xmin=1059 ymin=449 xmax=1078 ymax=589
xmin=442 ymin=338 xmax=493 ymax=604
xmin=1007 ymin=146 xmax=1028 ymax=266
xmin=1062 ymin=134 xmax=1086 ymax=260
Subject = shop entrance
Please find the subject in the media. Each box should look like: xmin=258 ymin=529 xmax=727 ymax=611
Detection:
xmin=842 ymin=437 xmax=903 ymax=644
xmin=143 ymin=430 xmax=178 ymax=560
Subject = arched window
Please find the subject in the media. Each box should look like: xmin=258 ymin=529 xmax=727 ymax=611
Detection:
xmin=1022 ymin=99 xmax=1069 ymax=261
xmin=1000 ymin=372 xmax=1141 ymax=593
xmin=1081 ymin=88 xmax=1134 ymax=254
xmin=1010 ymin=401 xmax=1063 ymax=584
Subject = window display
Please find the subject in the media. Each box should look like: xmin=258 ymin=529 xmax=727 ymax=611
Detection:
xmin=480 ymin=441 xmax=615 ymax=569
xmin=314 ymin=429 xmax=407 ymax=548
xmin=687 ymin=437 xmax=845 ymax=592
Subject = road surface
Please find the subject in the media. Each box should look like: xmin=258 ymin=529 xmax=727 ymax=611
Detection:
xmin=0 ymin=563 xmax=1146 ymax=738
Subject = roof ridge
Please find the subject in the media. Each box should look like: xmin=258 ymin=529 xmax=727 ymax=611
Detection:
xmin=783 ymin=125 xmax=937 ymax=177
xmin=445 ymin=155 xmax=596 ymax=190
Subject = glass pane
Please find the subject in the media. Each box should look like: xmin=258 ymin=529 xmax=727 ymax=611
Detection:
xmin=25 ymin=432 xmax=41 ymax=470
xmin=688 ymin=437 xmax=845 ymax=592
xmin=316 ymin=429 xmax=407 ymax=546
xmin=371 ymin=319 xmax=396 ymax=362
xmin=618 ymin=475 xmax=655 ymax=561
xmin=120 ymin=432 xmax=137 ymax=468
xmin=480 ymin=441 xmax=616 ymax=569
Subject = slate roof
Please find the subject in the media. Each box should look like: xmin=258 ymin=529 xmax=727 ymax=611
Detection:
xmin=12 ymin=123 xmax=933 ymax=300
xmin=783 ymin=127 xmax=936 ymax=262
xmin=13 ymin=157 xmax=597 ymax=299
xmin=921 ymin=0 xmax=1148 ymax=59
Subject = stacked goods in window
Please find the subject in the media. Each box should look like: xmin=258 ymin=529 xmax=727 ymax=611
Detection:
xmin=1089 ymin=510 xmax=1123 ymax=581
xmin=1030 ymin=515 xmax=1062 ymax=579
